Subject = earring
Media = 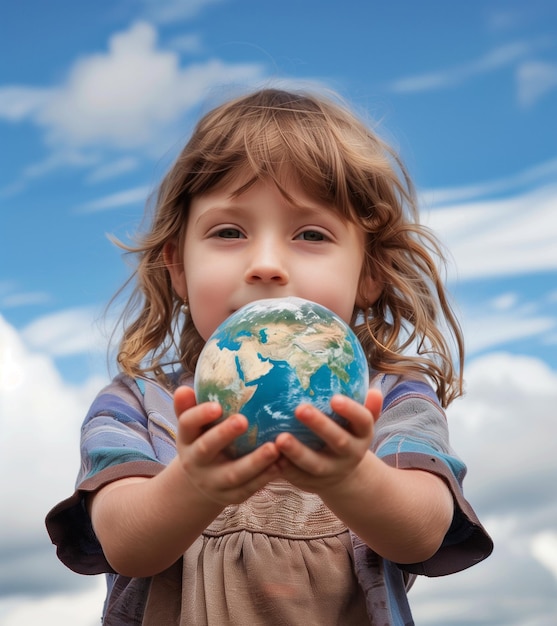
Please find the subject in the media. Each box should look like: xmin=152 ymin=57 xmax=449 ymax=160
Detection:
xmin=180 ymin=299 xmax=189 ymax=316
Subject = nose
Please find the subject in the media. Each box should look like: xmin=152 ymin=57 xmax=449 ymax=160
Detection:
xmin=244 ymin=241 xmax=289 ymax=285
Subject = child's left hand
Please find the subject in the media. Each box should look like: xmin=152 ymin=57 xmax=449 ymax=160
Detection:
xmin=275 ymin=389 xmax=382 ymax=494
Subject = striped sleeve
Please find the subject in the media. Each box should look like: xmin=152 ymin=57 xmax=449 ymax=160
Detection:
xmin=45 ymin=375 xmax=177 ymax=575
xmin=371 ymin=374 xmax=493 ymax=575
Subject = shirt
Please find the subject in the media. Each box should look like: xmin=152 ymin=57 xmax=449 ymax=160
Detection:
xmin=46 ymin=371 xmax=493 ymax=625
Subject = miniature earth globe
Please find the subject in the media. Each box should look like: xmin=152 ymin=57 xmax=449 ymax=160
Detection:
xmin=194 ymin=297 xmax=369 ymax=458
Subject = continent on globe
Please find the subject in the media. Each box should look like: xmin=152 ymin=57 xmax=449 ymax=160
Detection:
xmin=194 ymin=297 xmax=369 ymax=457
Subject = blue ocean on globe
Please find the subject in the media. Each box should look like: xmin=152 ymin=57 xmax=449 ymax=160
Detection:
xmin=194 ymin=297 xmax=369 ymax=457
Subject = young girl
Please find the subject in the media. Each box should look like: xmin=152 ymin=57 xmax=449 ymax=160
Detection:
xmin=46 ymin=88 xmax=492 ymax=625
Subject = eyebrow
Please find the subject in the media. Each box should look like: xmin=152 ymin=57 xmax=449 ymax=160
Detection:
xmin=193 ymin=201 xmax=332 ymax=225
xmin=192 ymin=204 xmax=249 ymax=226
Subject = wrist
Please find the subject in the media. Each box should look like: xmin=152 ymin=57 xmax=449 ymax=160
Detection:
xmin=318 ymin=450 xmax=387 ymax=505
xmin=164 ymin=457 xmax=225 ymax=515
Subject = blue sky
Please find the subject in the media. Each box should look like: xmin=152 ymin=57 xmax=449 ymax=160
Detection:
xmin=1 ymin=1 xmax=556 ymax=624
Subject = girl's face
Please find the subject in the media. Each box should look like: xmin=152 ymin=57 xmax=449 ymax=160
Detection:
xmin=166 ymin=176 xmax=380 ymax=341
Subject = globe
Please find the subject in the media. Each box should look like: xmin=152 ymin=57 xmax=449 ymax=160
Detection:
xmin=194 ymin=297 xmax=369 ymax=458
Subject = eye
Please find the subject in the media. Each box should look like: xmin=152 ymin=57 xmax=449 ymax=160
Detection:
xmin=215 ymin=227 xmax=244 ymax=239
xmin=295 ymin=229 xmax=328 ymax=242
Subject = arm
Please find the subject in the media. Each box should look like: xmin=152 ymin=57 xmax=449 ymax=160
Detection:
xmin=88 ymin=460 xmax=221 ymax=578
xmin=319 ymin=452 xmax=453 ymax=563
xmin=276 ymin=390 xmax=453 ymax=564
xmin=89 ymin=386 xmax=281 ymax=577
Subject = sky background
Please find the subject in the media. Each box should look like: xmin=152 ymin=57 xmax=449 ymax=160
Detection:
xmin=1 ymin=0 xmax=556 ymax=624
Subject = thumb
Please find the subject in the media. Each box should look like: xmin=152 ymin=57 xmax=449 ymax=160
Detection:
xmin=174 ymin=385 xmax=197 ymax=418
xmin=365 ymin=388 xmax=383 ymax=423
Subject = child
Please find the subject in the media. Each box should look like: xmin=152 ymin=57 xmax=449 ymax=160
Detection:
xmin=46 ymin=88 xmax=493 ymax=625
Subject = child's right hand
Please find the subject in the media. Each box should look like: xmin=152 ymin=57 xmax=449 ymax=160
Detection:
xmin=173 ymin=385 xmax=281 ymax=507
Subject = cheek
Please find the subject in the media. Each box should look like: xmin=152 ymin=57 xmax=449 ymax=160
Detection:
xmin=187 ymin=285 xmax=220 ymax=340
xmin=322 ymin=289 xmax=360 ymax=325
xmin=301 ymin=267 xmax=362 ymax=324
xmin=186 ymin=262 xmax=236 ymax=340
xmin=188 ymin=296 xmax=220 ymax=341
xmin=183 ymin=257 xmax=217 ymax=339
xmin=330 ymin=254 xmax=366 ymax=321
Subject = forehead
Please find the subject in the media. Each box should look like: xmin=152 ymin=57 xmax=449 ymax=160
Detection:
xmin=190 ymin=171 xmax=331 ymax=223
xmin=187 ymin=175 xmax=366 ymax=248
xmin=184 ymin=161 xmax=368 ymax=249
xmin=197 ymin=165 xmax=344 ymax=216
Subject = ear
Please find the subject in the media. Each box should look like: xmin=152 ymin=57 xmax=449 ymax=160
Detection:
xmin=163 ymin=240 xmax=187 ymax=300
xmin=356 ymin=275 xmax=382 ymax=309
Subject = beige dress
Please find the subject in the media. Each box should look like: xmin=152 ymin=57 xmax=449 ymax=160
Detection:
xmin=46 ymin=373 xmax=494 ymax=625
xmin=144 ymin=479 xmax=369 ymax=625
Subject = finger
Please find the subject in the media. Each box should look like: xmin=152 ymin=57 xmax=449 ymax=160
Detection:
xmin=365 ymin=388 xmax=383 ymax=423
xmin=329 ymin=395 xmax=374 ymax=436
xmin=174 ymin=385 xmax=197 ymax=418
xmin=178 ymin=401 xmax=223 ymax=445
xmin=294 ymin=402 xmax=354 ymax=453
xmin=275 ymin=431 xmax=330 ymax=474
xmin=223 ymin=442 xmax=281 ymax=487
xmin=220 ymin=459 xmax=282 ymax=505
xmin=200 ymin=443 xmax=281 ymax=504
xmin=189 ymin=413 xmax=248 ymax=461
xmin=242 ymin=463 xmax=282 ymax=495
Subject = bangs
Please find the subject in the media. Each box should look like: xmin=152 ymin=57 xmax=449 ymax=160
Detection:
xmin=183 ymin=90 xmax=370 ymax=221
xmin=177 ymin=88 xmax=415 ymax=240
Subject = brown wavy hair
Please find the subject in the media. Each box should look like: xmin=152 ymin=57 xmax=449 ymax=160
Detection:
xmin=112 ymin=88 xmax=464 ymax=407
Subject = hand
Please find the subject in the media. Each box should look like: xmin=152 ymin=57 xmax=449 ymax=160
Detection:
xmin=173 ymin=386 xmax=281 ymax=507
xmin=274 ymin=389 xmax=383 ymax=495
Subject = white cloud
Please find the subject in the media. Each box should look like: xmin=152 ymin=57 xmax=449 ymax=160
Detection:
xmin=446 ymin=352 xmax=557 ymax=529
xmin=424 ymin=180 xmax=557 ymax=280
xmin=75 ymin=185 xmax=150 ymax=213
xmin=462 ymin=309 xmax=555 ymax=356
xmin=0 ymin=86 xmax=53 ymax=121
xmin=455 ymin=288 xmax=556 ymax=358
xmin=169 ymin=33 xmax=204 ymax=54
xmin=0 ymin=577 xmax=105 ymax=626
xmin=21 ymin=149 xmax=97 ymax=179
xmin=420 ymin=157 xmax=557 ymax=207
xmin=387 ymin=39 xmax=557 ymax=106
xmin=531 ymin=531 xmax=557 ymax=583
xmin=387 ymin=41 xmax=534 ymax=94
xmin=39 ymin=23 xmax=260 ymax=148
xmin=136 ymin=0 xmax=227 ymax=23
xmin=20 ymin=307 xmax=107 ymax=357
xmin=517 ymin=60 xmax=557 ymax=107
xmin=0 ymin=22 xmax=263 ymax=152
xmin=0 ymin=291 xmax=51 ymax=309
xmin=489 ymin=292 xmax=519 ymax=311
xmin=486 ymin=9 xmax=524 ymax=32
xmin=0 ymin=315 xmax=107 ymax=603
xmin=412 ymin=352 xmax=557 ymax=624
xmin=0 ymin=282 xmax=51 ymax=310
xmin=85 ymin=157 xmax=140 ymax=184
xmin=0 ymin=149 xmax=99 ymax=198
